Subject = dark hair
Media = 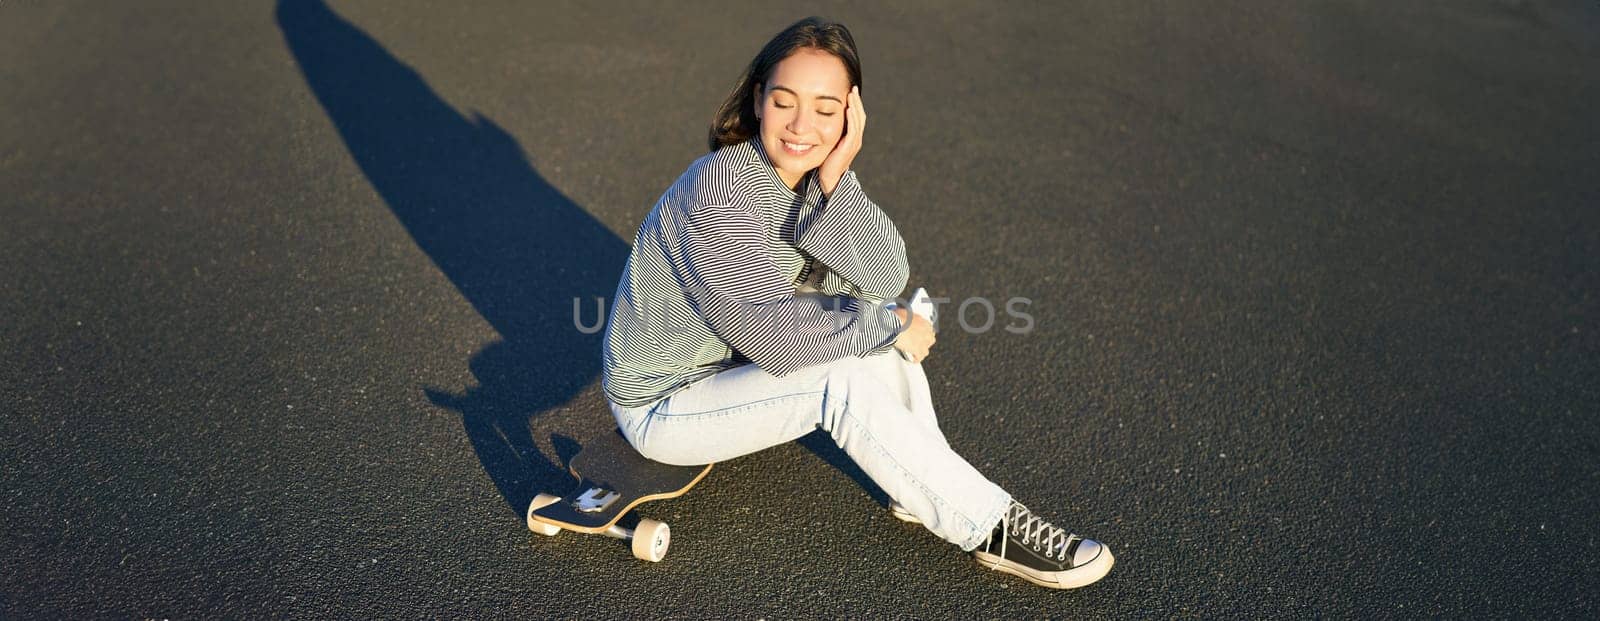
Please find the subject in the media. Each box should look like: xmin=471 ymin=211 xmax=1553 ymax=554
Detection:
xmin=708 ymin=17 xmax=862 ymax=152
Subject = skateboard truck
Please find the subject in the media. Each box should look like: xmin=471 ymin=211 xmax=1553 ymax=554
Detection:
xmin=530 ymin=492 xmax=676 ymax=562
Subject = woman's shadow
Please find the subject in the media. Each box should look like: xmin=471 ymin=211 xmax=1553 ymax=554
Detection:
xmin=276 ymin=0 xmax=626 ymax=515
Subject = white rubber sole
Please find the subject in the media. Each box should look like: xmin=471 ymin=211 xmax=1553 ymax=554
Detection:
xmin=889 ymin=503 xmax=921 ymax=524
xmin=973 ymin=545 xmax=1116 ymax=589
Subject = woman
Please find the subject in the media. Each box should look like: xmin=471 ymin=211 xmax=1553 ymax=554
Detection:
xmin=600 ymin=17 xmax=1113 ymax=589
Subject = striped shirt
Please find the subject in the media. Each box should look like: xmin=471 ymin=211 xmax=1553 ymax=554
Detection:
xmin=601 ymin=137 xmax=910 ymax=408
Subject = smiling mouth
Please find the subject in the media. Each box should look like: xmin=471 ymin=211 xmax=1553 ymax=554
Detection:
xmin=781 ymin=140 xmax=815 ymax=155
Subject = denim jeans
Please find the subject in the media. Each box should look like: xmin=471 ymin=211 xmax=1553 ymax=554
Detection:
xmin=609 ymin=349 xmax=1012 ymax=551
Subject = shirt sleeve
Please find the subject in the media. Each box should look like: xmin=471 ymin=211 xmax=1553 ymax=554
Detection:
xmin=794 ymin=171 xmax=910 ymax=304
xmin=675 ymin=201 xmax=905 ymax=377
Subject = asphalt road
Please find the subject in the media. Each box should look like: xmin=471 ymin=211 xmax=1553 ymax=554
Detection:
xmin=3 ymin=0 xmax=1598 ymax=617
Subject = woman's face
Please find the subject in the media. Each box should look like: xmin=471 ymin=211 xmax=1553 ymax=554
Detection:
xmin=754 ymin=48 xmax=852 ymax=189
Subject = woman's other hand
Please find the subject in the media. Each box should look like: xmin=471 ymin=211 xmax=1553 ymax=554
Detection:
xmin=892 ymin=306 xmax=935 ymax=363
xmin=818 ymin=86 xmax=864 ymax=197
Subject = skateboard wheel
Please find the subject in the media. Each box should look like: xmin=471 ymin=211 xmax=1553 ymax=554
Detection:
xmin=631 ymin=519 xmax=670 ymax=562
xmin=526 ymin=493 xmax=562 ymax=536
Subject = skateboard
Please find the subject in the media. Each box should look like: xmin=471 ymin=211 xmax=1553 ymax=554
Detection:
xmin=526 ymin=427 xmax=713 ymax=562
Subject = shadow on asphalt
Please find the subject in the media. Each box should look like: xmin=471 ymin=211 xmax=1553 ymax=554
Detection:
xmin=275 ymin=0 xmax=626 ymax=516
xmin=274 ymin=0 xmax=900 ymax=520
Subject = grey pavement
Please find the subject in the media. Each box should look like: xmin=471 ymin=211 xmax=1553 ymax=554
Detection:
xmin=3 ymin=0 xmax=1598 ymax=617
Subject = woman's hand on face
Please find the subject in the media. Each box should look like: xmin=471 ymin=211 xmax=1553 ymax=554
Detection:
xmin=818 ymin=86 xmax=864 ymax=197
xmin=892 ymin=306 xmax=935 ymax=363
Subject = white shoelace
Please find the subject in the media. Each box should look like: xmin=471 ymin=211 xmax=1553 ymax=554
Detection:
xmin=993 ymin=502 xmax=1081 ymax=563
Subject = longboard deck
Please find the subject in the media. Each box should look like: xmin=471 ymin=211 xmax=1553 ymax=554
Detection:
xmin=530 ymin=428 xmax=712 ymax=533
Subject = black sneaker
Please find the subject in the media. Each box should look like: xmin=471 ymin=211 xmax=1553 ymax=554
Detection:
xmin=972 ymin=502 xmax=1114 ymax=589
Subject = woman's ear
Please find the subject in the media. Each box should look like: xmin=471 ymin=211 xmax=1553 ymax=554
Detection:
xmin=751 ymin=84 xmax=763 ymax=119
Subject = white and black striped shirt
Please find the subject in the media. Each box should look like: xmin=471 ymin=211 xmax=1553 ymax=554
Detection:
xmin=601 ymin=137 xmax=910 ymax=407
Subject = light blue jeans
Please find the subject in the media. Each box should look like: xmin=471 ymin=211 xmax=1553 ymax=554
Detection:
xmin=610 ymin=349 xmax=1012 ymax=551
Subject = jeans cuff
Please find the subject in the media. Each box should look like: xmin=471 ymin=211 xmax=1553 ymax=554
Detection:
xmin=957 ymin=488 xmax=1013 ymax=552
